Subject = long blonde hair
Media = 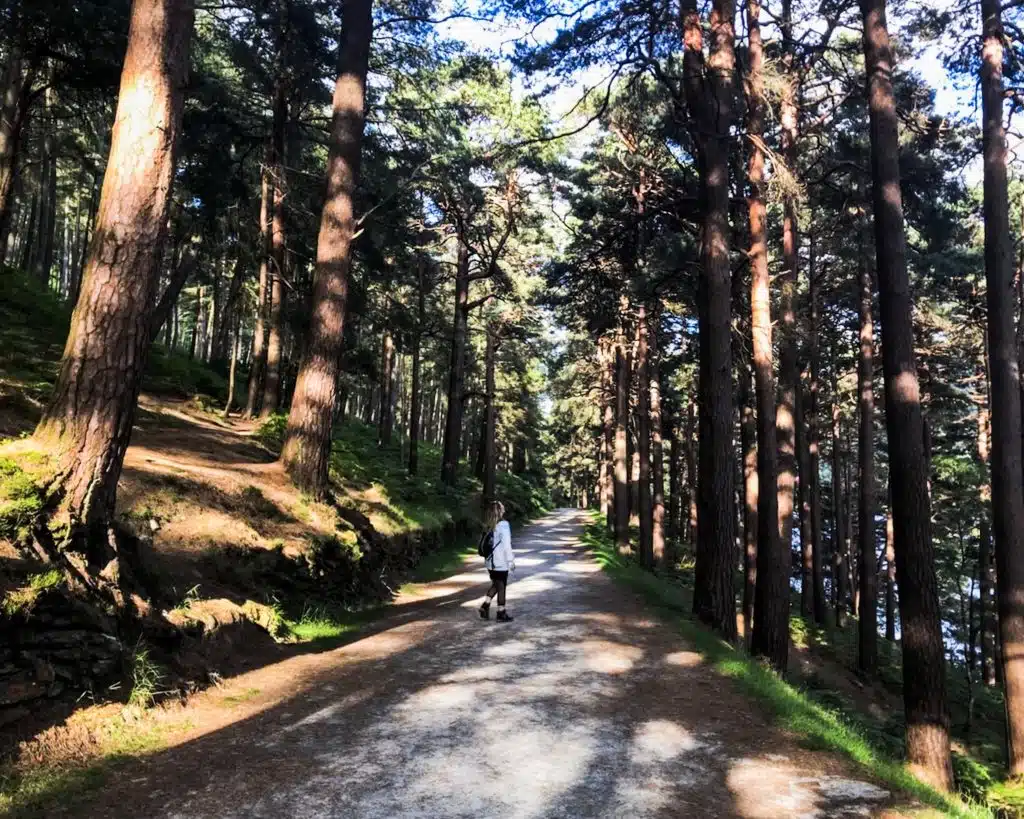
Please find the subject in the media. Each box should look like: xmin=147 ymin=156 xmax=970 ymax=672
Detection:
xmin=484 ymin=500 xmax=505 ymax=530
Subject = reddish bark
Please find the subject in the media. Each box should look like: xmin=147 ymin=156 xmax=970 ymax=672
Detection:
xmin=981 ymin=0 xmax=1024 ymax=774
xmin=280 ymin=0 xmax=372 ymax=496
xmin=33 ymin=0 xmax=194 ymax=586
xmin=860 ymin=0 xmax=952 ymax=789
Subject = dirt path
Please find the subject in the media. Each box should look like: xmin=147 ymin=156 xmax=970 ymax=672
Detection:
xmin=75 ymin=509 xmax=902 ymax=819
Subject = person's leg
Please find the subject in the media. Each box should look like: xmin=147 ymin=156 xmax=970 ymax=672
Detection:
xmin=480 ymin=572 xmax=498 ymax=618
xmin=495 ymin=571 xmax=513 ymax=622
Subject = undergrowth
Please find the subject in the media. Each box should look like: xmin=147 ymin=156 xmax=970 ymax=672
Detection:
xmin=0 ymin=269 xmax=227 ymax=405
xmin=256 ymin=414 xmax=550 ymax=535
xmin=582 ymin=517 xmax=991 ymax=819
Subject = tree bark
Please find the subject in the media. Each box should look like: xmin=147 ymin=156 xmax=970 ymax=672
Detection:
xmin=741 ymin=365 xmax=757 ymax=642
xmin=600 ymin=337 xmax=615 ymax=529
xmin=637 ymin=302 xmax=653 ymax=567
xmin=408 ymin=260 xmax=425 ymax=475
xmin=832 ymin=387 xmax=847 ymax=628
xmin=684 ymin=392 xmax=697 ymax=551
xmin=32 ymin=0 xmax=193 ymax=593
xmin=885 ymin=504 xmax=896 ymax=641
xmin=650 ymin=306 xmax=666 ymax=567
xmin=378 ymin=331 xmax=395 ymax=446
xmin=614 ymin=342 xmax=630 ymax=553
xmin=981 ymin=0 xmax=1024 ymax=773
xmin=808 ymin=239 xmax=826 ymax=624
xmin=860 ymin=0 xmax=952 ymax=789
xmin=683 ymin=0 xmax=738 ymax=641
xmin=441 ymin=240 xmax=469 ymax=485
xmin=858 ymin=254 xmax=877 ymax=673
xmin=261 ymin=4 xmax=291 ymax=417
xmin=0 ymin=53 xmax=35 ymax=266
xmin=797 ymin=366 xmax=814 ymax=618
xmin=482 ymin=329 xmax=497 ymax=507
xmin=223 ymin=313 xmax=241 ymax=417
xmin=36 ymin=86 xmax=57 ymax=287
xmin=245 ymin=164 xmax=272 ymax=417
xmin=747 ymin=0 xmax=786 ymax=670
xmin=667 ymin=412 xmax=681 ymax=554
xmin=776 ymin=0 xmax=799 ymax=601
xmin=279 ymin=0 xmax=372 ymax=496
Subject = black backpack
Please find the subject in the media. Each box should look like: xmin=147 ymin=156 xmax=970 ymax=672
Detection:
xmin=477 ymin=528 xmax=496 ymax=560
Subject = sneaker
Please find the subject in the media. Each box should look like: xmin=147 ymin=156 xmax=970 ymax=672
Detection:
xmin=479 ymin=602 xmax=490 ymax=620
xmin=496 ymin=610 xmax=514 ymax=623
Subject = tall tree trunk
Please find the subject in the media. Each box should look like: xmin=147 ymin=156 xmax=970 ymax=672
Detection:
xmin=31 ymin=0 xmax=193 ymax=597
xmin=261 ymin=5 xmax=290 ymax=417
xmin=808 ymin=238 xmax=826 ymax=624
xmin=858 ymin=255 xmax=877 ymax=672
xmin=832 ymin=388 xmax=847 ymax=628
xmin=279 ymin=0 xmax=372 ymax=495
xmin=885 ymin=504 xmax=896 ymax=641
xmin=223 ymin=314 xmax=241 ymax=417
xmin=245 ymin=164 xmax=272 ymax=417
xmin=683 ymin=0 xmax=738 ymax=641
xmin=797 ymin=367 xmax=814 ymax=617
xmin=978 ymin=389 xmax=996 ymax=685
xmin=408 ymin=260 xmax=425 ymax=475
xmin=776 ymin=0 xmax=799 ymax=605
xmin=741 ymin=365 xmax=758 ymax=641
xmin=614 ymin=342 xmax=630 ymax=553
xmin=36 ymin=86 xmax=58 ymax=287
xmin=0 ymin=54 xmax=35 ymax=266
xmin=19 ymin=170 xmax=38 ymax=274
xmin=441 ymin=241 xmax=469 ymax=485
xmin=667 ymin=412 xmax=681 ymax=553
xmin=378 ymin=331 xmax=394 ymax=446
xmin=482 ymin=329 xmax=497 ymax=507
xmin=747 ymin=0 xmax=786 ymax=670
xmin=981 ymin=0 xmax=1024 ymax=776
xmin=684 ymin=392 xmax=698 ymax=551
xmin=637 ymin=302 xmax=653 ymax=567
xmin=600 ymin=337 xmax=614 ymax=528
xmin=650 ymin=306 xmax=666 ymax=567
xmin=860 ymin=0 xmax=952 ymax=789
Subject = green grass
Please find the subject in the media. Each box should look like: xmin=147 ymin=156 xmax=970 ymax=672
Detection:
xmin=282 ymin=536 xmax=478 ymax=644
xmin=2 ymin=569 xmax=63 ymax=617
xmin=255 ymin=414 xmax=550 ymax=536
xmin=582 ymin=517 xmax=991 ymax=819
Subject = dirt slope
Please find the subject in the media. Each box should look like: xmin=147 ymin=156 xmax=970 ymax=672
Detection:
xmin=57 ymin=509 xmax=908 ymax=819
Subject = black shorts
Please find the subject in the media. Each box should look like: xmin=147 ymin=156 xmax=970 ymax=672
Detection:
xmin=488 ymin=570 xmax=509 ymax=584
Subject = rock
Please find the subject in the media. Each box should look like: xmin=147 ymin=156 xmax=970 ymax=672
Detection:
xmin=0 ymin=672 xmax=48 ymax=706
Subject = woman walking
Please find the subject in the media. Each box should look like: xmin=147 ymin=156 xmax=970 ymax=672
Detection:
xmin=479 ymin=500 xmax=515 ymax=622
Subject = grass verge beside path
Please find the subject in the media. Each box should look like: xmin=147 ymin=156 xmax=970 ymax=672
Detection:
xmin=582 ymin=517 xmax=989 ymax=819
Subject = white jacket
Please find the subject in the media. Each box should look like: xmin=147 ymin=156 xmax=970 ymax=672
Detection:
xmin=486 ymin=520 xmax=514 ymax=571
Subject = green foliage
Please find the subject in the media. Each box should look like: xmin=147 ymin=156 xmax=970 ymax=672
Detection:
xmin=127 ymin=645 xmax=163 ymax=709
xmin=254 ymin=413 xmax=288 ymax=450
xmin=1 ymin=570 xmax=64 ymax=618
xmin=953 ymin=752 xmax=995 ymax=806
